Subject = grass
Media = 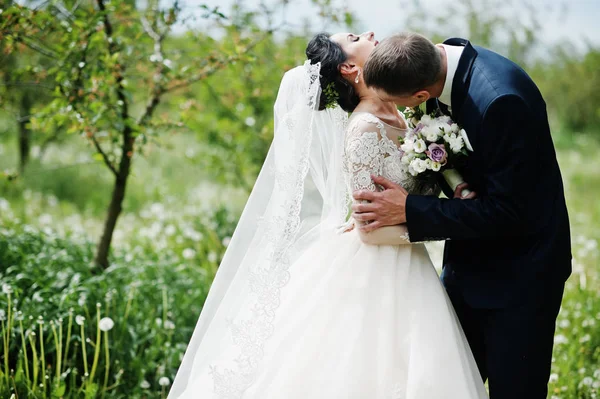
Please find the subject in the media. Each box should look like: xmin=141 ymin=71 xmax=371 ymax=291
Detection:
xmin=0 ymin=127 xmax=598 ymax=398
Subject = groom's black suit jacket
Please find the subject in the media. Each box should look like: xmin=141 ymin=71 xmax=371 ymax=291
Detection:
xmin=406 ymin=38 xmax=571 ymax=309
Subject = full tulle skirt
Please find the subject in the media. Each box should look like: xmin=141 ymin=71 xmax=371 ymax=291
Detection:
xmin=173 ymin=229 xmax=488 ymax=399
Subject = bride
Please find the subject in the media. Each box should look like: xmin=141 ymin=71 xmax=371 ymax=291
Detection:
xmin=168 ymin=31 xmax=488 ymax=399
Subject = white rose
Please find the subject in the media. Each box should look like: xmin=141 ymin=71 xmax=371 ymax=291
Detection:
xmin=425 ymin=158 xmax=434 ymax=170
xmin=401 ymin=152 xmax=414 ymax=165
xmin=449 ymin=136 xmax=464 ymax=153
xmin=450 ymin=123 xmax=460 ymax=134
xmin=410 ymin=158 xmax=427 ymax=174
xmin=400 ymin=138 xmax=414 ymax=153
xmin=421 ymin=114 xmax=432 ymax=124
xmin=407 ymin=163 xmax=418 ymax=176
xmin=423 ymin=125 xmax=440 ymax=142
xmin=413 ymin=139 xmax=427 ymax=153
xmin=431 ymin=161 xmax=442 ymax=172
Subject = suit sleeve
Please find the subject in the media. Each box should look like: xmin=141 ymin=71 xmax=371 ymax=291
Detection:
xmin=405 ymin=94 xmax=536 ymax=241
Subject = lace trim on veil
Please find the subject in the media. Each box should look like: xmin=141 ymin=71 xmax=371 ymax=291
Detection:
xmin=209 ymin=61 xmax=327 ymax=398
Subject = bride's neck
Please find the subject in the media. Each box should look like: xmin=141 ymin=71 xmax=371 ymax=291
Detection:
xmin=356 ymin=90 xmax=398 ymax=115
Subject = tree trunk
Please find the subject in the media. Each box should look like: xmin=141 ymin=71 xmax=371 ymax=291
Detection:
xmin=94 ymin=134 xmax=134 ymax=269
xmin=18 ymin=94 xmax=32 ymax=174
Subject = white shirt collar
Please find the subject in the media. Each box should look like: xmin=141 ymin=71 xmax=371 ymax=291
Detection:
xmin=438 ymin=44 xmax=464 ymax=109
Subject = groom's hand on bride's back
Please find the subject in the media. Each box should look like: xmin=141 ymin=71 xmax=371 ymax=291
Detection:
xmin=352 ymin=175 xmax=408 ymax=233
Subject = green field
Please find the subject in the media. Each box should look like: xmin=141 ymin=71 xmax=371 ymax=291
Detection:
xmin=0 ymin=127 xmax=598 ymax=398
xmin=1 ymin=0 xmax=599 ymax=397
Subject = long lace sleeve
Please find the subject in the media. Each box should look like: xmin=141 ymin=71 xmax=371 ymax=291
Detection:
xmin=344 ymin=116 xmax=411 ymax=246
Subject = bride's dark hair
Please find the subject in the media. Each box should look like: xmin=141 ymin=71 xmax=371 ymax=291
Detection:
xmin=305 ymin=33 xmax=360 ymax=113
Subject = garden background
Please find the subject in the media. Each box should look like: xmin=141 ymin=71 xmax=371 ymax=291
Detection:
xmin=0 ymin=0 xmax=599 ymax=397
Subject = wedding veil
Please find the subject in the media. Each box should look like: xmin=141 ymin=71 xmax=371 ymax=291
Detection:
xmin=169 ymin=61 xmax=349 ymax=398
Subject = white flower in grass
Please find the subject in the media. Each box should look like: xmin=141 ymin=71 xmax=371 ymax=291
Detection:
xmin=554 ymin=334 xmax=568 ymax=345
xmin=33 ymin=292 xmax=44 ymax=303
xmin=580 ymin=377 xmax=593 ymax=387
xmin=579 ymin=334 xmax=591 ymax=343
xmin=165 ymin=225 xmax=176 ymax=237
xmin=593 ymin=369 xmax=600 ymax=379
xmin=222 ymin=236 xmax=231 ymax=247
xmin=99 ymin=317 xmax=114 ymax=331
xmin=2 ymin=284 xmax=12 ymax=295
xmin=164 ymin=320 xmax=175 ymax=330
xmin=593 ymin=381 xmax=600 ymax=389
xmin=558 ymin=319 xmax=570 ymax=328
xmin=140 ymin=380 xmax=151 ymax=389
xmin=182 ymin=248 xmax=196 ymax=260
xmin=159 ymin=377 xmax=171 ymax=386
xmin=0 ymin=310 xmax=5 ymax=321
xmin=208 ymin=252 xmax=218 ymax=263
xmin=76 ymin=315 xmax=85 ymax=326
xmin=245 ymin=117 xmax=256 ymax=127
xmin=549 ymin=373 xmax=559 ymax=383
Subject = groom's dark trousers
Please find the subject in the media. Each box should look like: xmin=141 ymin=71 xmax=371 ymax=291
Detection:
xmin=406 ymin=39 xmax=571 ymax=399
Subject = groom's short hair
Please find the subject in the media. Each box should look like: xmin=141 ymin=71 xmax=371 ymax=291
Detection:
xmin=364 ymin=33 xmax=441 ymax=95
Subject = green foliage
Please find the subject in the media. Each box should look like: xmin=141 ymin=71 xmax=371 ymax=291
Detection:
xmin=531 ymin=47 xmax=600 ymax=132
xmin=0 ymin=200 xmax=237 ymax=398
xmin=0 ymin=0 xmax=598 ymax=397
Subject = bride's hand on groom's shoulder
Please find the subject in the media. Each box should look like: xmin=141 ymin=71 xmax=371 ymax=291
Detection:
xmin=351 ymin=175 xmax=408 ymax=233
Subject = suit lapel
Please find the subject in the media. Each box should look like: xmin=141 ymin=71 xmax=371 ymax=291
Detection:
xmin=425 ymin=98 xmax=451 ymax=118
xmin=442 ymin=38 xmax=478 ymax=124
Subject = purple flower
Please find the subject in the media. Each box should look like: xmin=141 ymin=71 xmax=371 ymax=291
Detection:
xmin=414 ymin=123 xmax=424 ymax=134
xmin=426 ymin=143 xmax=448 ymax=165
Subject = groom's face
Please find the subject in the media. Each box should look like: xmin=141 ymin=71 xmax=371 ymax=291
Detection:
xmin=374 ymin=88 xmax=428 ymax=108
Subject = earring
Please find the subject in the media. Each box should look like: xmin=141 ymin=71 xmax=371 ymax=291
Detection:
xmin=355 ymin=69 xmax=361 ymax=84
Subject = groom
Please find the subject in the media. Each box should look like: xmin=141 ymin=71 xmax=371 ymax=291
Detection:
xmin=353 ymin=33 xmax=571 ymax=398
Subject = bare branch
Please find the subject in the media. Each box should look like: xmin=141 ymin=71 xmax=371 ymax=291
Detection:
xmin=71 ymin=0 xmax=85 ymax=13
xmin=137 ymin=11 xmax=171 ymax=126
xmin=51 ymin=2 xmax=76 ymax=22
xmin=89 ymin=134 xmax=118 ymax=176
xmin=141 ymin=16 xmax=162 ymax=42
xmin=12 ymin=36 xmax=58 ymax=59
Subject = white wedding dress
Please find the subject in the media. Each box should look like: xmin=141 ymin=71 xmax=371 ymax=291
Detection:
xmin=169 ymin=63 xmax=488 ymax=399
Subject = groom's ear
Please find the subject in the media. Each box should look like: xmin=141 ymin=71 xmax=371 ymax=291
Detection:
xmin=413 ymin=90 xmax=431 ymax=104
xmin=339 ymin=63 xmax=358 ymax=78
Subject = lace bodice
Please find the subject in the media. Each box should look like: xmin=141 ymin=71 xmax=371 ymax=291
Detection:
xmin=343 ymin=112 xmax=438 ymax=197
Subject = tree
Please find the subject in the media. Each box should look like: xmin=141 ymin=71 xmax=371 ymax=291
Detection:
xmin=0 ymin=0 xmax=54 ymax=173
xmin=1 ymin=0 xmax=274 ymax=269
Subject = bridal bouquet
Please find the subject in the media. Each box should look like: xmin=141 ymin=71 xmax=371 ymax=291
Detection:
xmin=400 ymin=107 xmax=473 ymax=196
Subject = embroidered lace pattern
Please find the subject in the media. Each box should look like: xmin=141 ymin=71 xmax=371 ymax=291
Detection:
xmin=343 ymin=112 xmax=438 ymax=197
xmin=209 ymin=61 xmax=324 ymax=398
